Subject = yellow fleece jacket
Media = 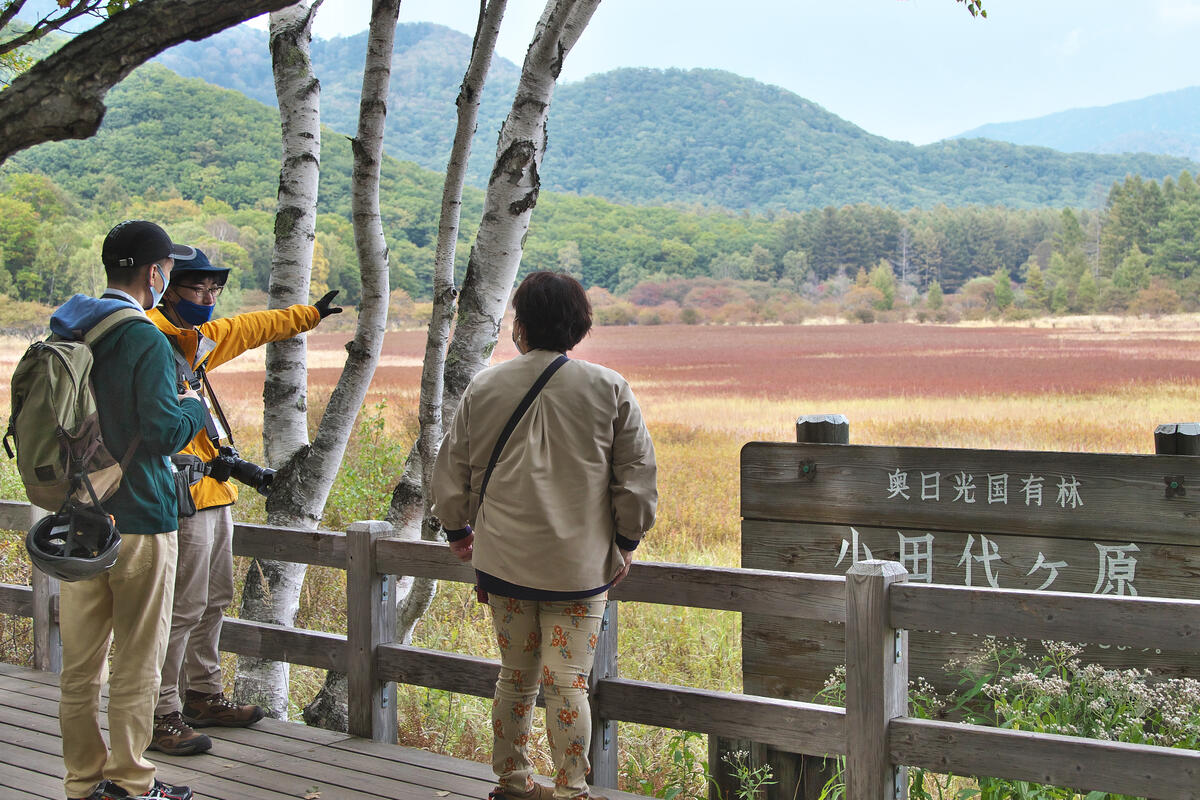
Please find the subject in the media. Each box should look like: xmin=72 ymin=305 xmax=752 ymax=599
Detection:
xmin=149 ymin=304 xmax=322 ymax=510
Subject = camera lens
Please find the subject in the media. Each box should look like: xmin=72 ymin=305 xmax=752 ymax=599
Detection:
xmin=229 ymin=458 xmax=276 ymax=493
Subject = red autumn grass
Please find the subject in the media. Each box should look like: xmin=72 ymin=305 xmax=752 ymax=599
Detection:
xmin=281 ymin=322 xmax=1200 ymax=405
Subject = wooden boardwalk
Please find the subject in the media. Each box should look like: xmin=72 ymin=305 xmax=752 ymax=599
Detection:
xmin=0 ymin=662 xmax=639 ymax=800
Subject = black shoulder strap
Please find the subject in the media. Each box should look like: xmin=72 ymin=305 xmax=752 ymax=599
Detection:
xmin=478 ymin=354 xmax=568 ymax=503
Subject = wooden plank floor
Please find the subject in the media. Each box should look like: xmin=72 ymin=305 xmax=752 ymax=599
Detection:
xmin=0 ymin=662 xmax=641 ymax=800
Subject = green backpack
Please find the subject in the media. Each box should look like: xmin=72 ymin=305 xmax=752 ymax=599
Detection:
xmin=4 ymin=308 xmax=146 ymax=511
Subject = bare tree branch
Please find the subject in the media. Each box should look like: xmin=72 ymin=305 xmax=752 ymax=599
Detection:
xmin=0 ymin=0 xmax=297 ymax=164
xmin=0 ymin=0 xmax=106 ymax=58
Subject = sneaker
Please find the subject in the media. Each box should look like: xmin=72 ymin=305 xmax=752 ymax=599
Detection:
xmin=182 ymin=689 xmax=265 ymax=728
xmin=148 ymin=711 xmax=212 ymax=756
xmin=96 ymin=779 xmax=194 ymax=800
xmin=67 ymin=781 xmax=107 ymax=800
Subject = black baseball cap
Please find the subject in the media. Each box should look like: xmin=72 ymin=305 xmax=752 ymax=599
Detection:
xmin=101 ymin=220 xmax=195 ymax=269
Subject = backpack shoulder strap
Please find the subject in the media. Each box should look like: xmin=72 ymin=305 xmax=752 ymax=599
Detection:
xmin=82 ymin=307 xmax=147 ymax=345
xmin=76 ymin=307 xmax=147 ymax=498
xmin=478 ymin=354 xmax=569 ymax=503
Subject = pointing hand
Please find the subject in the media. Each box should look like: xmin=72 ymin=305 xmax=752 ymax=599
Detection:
xmin=314 ymin=290 xmax=343 ymax=319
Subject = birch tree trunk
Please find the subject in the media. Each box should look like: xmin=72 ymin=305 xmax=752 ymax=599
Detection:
xmin=294 ymin=0 xmax=398 ymax=727
xmin=391 ymin=0 xmax=509 ymax=637
xmin=441 ymin=0 xmax=600 ymax=411
xmin=305 ymin=0 xmax=510 ymax=729
xmin=236 ymin=0 xmax=324 ymax=717
xmin=237 ymin=0 xmax=398 ymax=720
xmin=386 ymin=0 xmax=600 ymax=626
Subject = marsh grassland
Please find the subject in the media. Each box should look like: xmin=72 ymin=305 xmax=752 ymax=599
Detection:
xmin=4 ymin=318 xmax=1200 ymax=794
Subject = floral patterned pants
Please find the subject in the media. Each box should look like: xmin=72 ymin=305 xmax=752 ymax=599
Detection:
xmin=487 ymin=593 xmax=607 ymax=799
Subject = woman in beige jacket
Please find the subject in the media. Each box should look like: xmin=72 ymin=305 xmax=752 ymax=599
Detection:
xmin=432 ymin=271 xmax=657 ymax=800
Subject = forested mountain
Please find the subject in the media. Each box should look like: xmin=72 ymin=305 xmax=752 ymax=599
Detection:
xmin=150 ymin=23 xmax=1196 ymax=212
xmin=153 ymin=23 xmax=520 ymax=189
xmin=4 ymin=28 xmax=1199 ymax=318
xmin=954 ymin=87 xmax=1200 ymax=162
xmin=0 ymin=63 xmax=1080 ymax=303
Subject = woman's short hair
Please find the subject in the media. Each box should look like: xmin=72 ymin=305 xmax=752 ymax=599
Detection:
xmin=512 ymin=271 xmax=592 ymax=352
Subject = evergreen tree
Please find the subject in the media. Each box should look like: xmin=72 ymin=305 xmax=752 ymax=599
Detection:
xmin=869 ymin=259 xmax=896 ymax=310
xmin=992 ymin=266 xmax=1014 ymax=311
xmin=926 ymin=280 xmax=943 ymax=310
xmin=1112 ymin=245 xmax=1150 ymax=290
xmin=1075 ymin=269 xmax=1098 ymax=312
xmin=1024 ymin=261 xmax=1049 ymax=311
xmin=1051 ymin=281 xmax=1071 ymax=313
xmin=1150 ymin=200 xmax=1200 ymax=280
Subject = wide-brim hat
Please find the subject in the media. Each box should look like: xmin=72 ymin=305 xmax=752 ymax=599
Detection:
xmin=170 ymin=247 xmax=230 ymax=283
xmin=102 ymin=220 xmax=194 ymax=269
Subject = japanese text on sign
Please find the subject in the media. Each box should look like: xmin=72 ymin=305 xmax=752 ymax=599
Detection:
xmin=834 ymin=526 xmax=1138 ymax=595
xmin=887 ymin=469 xmax=1083 ymax=509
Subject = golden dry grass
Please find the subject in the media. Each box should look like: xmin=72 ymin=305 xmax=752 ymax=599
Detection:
xmin=3 ymin=318 xmax=1199 ymax=795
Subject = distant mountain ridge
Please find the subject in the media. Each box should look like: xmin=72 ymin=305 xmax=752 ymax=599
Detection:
xmin=953 ymin=86 xmax=1200 ymax=161
xmin=153 ymin=23 xmax=519 ymax=188
xmin=149 ymin=23 xmax=1197 ymax=211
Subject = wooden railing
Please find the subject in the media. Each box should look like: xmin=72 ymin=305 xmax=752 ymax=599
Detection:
xmin=2 ymin=498 xmax=1199 ymax=800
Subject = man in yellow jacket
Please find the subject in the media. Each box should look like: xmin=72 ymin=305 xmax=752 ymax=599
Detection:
xmin=146 ymin=247 xmax=342 ymax=756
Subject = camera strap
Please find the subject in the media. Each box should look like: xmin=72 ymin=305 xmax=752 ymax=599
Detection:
xmin=171 ymin=349 xmax=233 ymax=446
xmin=199 ymin=369 xmax=237 ymax=448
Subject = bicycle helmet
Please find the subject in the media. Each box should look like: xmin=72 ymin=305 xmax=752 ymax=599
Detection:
xmin=26 ymin=507 xmax=121 ymax=582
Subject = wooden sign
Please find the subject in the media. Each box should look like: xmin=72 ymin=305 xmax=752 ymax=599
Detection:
xmin=741 ymin=442 xmax=1200 ymax=701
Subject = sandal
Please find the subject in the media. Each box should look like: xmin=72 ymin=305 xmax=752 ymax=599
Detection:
xmin=489 ymin=784 xmax=554 ymax=800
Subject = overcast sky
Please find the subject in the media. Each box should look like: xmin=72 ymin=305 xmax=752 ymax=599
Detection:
xmin=250 ymin=0 xmax=1200 ymax=145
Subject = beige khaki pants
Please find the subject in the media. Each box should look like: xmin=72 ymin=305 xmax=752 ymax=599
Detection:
xmin=60 ymin=531 xmax=177 ymax=799
xmin=487 ymin=594 xmax=606 ymax=799
xmin=157 ymin=505 xmax=234 ymax=716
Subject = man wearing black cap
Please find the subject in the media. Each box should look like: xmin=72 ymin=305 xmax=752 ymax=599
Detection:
xmin=145 ymin=247 xmax=342 ymax=756
xmin=50 ymin=221 xmax=207 ymax=800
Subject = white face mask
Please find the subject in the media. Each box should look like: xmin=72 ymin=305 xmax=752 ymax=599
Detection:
xmin=148 ymin=264 xmax=167 ymax=308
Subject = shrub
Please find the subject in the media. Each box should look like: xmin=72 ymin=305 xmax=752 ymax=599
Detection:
xmin=594 ymin=301 xmax=636 ymax=326
xmin=817 ymin=638 xmax=1200 ymax=800
xmin=637 ymin=308 xmax=663 ymax=325
xmin=1129 ymin=281 xmax=1181 ymax=317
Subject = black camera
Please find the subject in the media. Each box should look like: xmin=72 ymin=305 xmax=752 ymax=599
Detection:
xmin=208 ymin=445 xmax=275 ymax=495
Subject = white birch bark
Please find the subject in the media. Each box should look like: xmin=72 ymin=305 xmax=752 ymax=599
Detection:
xmin=247 ymin=0 xmax=396 ymax=724
xmin=390 ymin=0 xmax=509 ymax=640
xmin=236 ymin=0 xmax=324 ymax=717
xmin=264 ymin=0 xmax=323 ymax=465
xmin=382 ymin=0 xmax=599 ymax=649
xmin=444 ymin=0 xmax=600 ymax=413
xmin=305 ymin=0 xmax=511 ymax=729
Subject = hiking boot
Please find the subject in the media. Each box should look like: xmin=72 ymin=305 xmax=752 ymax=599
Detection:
xmin=96 ymin=779 xmax=194 ymax=800
xmin=182 ymin=689 xmax=265 ymax=728
xmin=148 ymin=711 xmax=212 ymax=756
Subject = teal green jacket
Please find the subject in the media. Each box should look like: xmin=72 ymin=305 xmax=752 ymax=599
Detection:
xmin=50 ymin=294 xmax=206 ymax=534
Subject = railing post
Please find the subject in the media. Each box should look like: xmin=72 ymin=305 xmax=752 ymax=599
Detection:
xmin=30 ymin=504 xmax=62 ymax=673
xmin=588 ymin=599 xmax=619 ymax=789
xmin=346 ymin=520 xmax=397 ymax=743
xmin=845 ymin=560 xmax=907 ymax=800
xmin=796 ymin=413 xmax=850 ymax=445
xmin=1154 ymin=422 xmax=1200 ymax=456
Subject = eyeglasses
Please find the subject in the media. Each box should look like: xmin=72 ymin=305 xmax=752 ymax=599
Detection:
xmin=175 ymin=284 xmax=224 ymax=299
